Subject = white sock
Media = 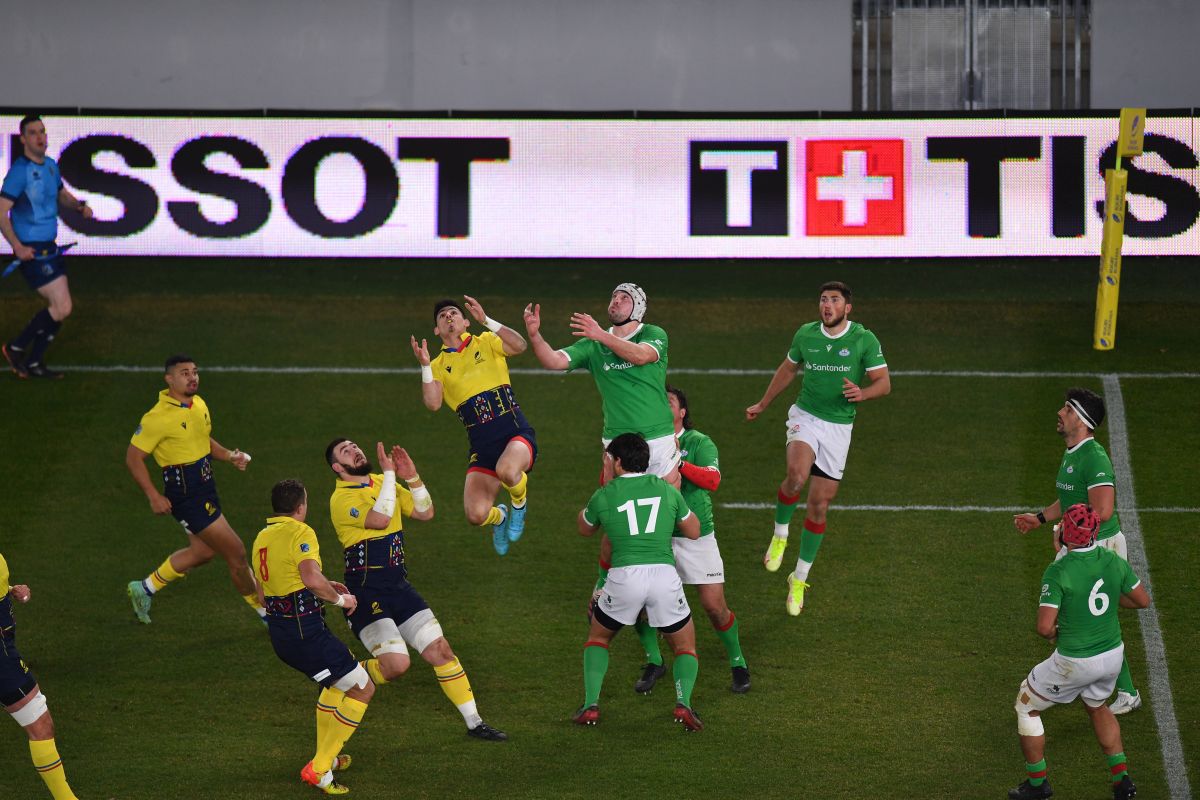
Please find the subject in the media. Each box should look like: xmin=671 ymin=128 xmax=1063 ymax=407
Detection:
xmin=794 ymin=559 xmax=813 ymax=581
xmin=459 ymin=700 xmax=482 ymax=728
xmin=317 ymin=770 xmax=333 ymax=788
xmin=773 ymin=523 xmax=790 ymax=539
xmin=142 ymin=579 xmax=156 ymax=595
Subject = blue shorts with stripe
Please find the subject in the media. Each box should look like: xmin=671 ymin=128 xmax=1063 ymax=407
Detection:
xmin=268 ymin=620 xmax=360 ymax=689
xmin=15 ymin=241 xmax=67 ymax=290
xmin=466 ymin=412 xmax=537 ymax=475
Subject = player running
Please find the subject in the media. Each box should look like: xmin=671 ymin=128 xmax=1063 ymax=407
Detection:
xmin=411 ymin=296 xmax=536 ymax=556
xmin=1013 ymin=388 xmax=1142 ymax=716
xmin=1007 ymin=504 xmax=1149 ymax=800
xmin=746 ymin=281 xmax=890 ymax=616
xmin=574 ymin=434 xmax=704 ymax=731
xmin=252 ymin=479 xmax=374 ymax=796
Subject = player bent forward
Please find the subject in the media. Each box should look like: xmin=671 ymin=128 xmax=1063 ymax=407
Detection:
xmin=1 ymin=552 xmax=80 ymax=800
xmin=412 ymin=296 xmax=536 ymax=556
xmin=747 ymin=281 xmax=889 ymax=616
xmin=326 ymin=438 xmax=507 ymax=740
xmin=574 ymin=433 xmax=705 ymax=731
xmin=252 ymin=479 xmax=375 ymax=796
xmin=1008 ymin=504 xmax=1149 ymax=800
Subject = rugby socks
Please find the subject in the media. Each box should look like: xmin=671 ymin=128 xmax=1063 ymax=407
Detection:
xmin=672 ymin=651 xmax=699 ymax=707
xmin=144 ymin=557 xmax=186 ymax=594
xmin=362 ymin=658 xmax=389 ymax=686
xmin=10 ymin=308 xmax=53 ymax=352
xmin=434 ymin=658 xmax=481 ymax=727
xmin=315 ymin=686 xmax=345 ymax=751
xmin=312 ymin=695 xmax=368 ymax=775
xmin=480 ymin=506 xmax=504 ymax=527
xmin=633 ymin=619 xmax=663 ymax=667
xmin=1025 ymin=758 xmax=1048 ymax=787
xmin=1115 ymin=659 xmax=1137 ymax=696
xmin=25 ymin=314 xmax=62 ymax=367
xmin=582 ymin=641 xmax=610 ymax=706
xmin=29 ymin=738 xmax=78 ymax=800
xmin=774 ymin=488 xmax=801 ymax=532
xmin=714 ymin=611 xmax=747 ymax=669
xmin=794 ymin=519 xmax=826 ymax=581
xmin=502 ymin=472 xmax=528 ymax=508
xmin=1107 ymin=752 xmax=1129 ymax=783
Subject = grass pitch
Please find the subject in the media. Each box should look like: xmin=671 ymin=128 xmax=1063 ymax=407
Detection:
xmin=1 ymin=256 xmax=1197 ymax=799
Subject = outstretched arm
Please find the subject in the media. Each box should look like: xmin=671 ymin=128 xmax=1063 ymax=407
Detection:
xmin=411 ymin=336 xmax=443 ymax=410
xmin=746 ymin=358 xmax=799 ymax=421
xmin=524 ymin=303 xmax=570 ymax=370
xmin=570 ymin=313 xmax=657 ymax=365
xmin=464 ymin=294 xmax=527 ymax=355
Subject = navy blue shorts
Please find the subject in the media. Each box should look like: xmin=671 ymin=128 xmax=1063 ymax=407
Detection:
xmin=269 ymin=623 xmax=360 ymax=688
xmin=169 ymin=488 xmax=222 ymax=535
xmin=16 ymin=242 xmax=67 ymax=290
xmin=468 ymin=421 xmax=537 ymax=475
xmin=344 ymin=581 xmax=430 ymax=640
xmin=0 ymin=634 xmax=37 ymax=707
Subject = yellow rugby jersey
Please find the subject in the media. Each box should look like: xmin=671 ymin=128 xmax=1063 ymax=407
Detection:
xmin=329 ymin=474 xmax=416 ymax=548
xmin=0 ymin=551 xmax=9 ymax=598
xmin=251 ymin=516 xmax=321 ymax=597
xmin=430 ymin=332 xmax=512 ymax=411
xmin=130 ymin=389 xmax=213 ymax=466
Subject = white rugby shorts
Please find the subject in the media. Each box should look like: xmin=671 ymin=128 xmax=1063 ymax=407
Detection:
xmin=1026 ymin=643 xmax=1125 ymax=706
xmin=785 ymin=405 xmax=853 ymax=480
xmin=602 ymin=432 xmax=681 ymax=479
xmin=671 ymin=534 xmax=725 ymax=584
xmin=596 ymin=564 xmax=690 ymax=628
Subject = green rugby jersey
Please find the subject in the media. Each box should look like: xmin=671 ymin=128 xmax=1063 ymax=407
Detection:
xmin=786 ymin=321 xmax=886 ymax=425
xmin=1055 ymin=438 xmax=1121 ymax=541
xmin=561 ymin=323 xmax=674 ymax=440
xmin=676 ymin=428 xmax=717 ymax=537
xmin=1039 ymin=546 xmax=1139 ymax=658
xmin=582 ymin=473 xmax=692 ymax=568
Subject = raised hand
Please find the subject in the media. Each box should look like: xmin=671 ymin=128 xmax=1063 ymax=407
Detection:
xmin=523 ymin=303 xmax=542 ymax=336
xmin=570 ymin=312 xmax=603 ymax=340
xmin=391 ymin=446 xmax=418 ymax=481
xmin=463 ymin=294 xmax=487 ymax=323
xmin=411 ymin=335 xmax=431 ymax=366
xmin=377 ymin=441 xmax=396 ymax=473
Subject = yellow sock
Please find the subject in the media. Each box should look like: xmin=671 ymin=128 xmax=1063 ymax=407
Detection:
xmin=434 ymin=657 xmax=479 ymax=725
xmin=481 ymin=506 xmax=503 ymax=527
xmin=362 ymin=658 xmax=388 ymax=686
xmin=146 ymin=557 xmax=185 ymax=593
xmin=313 ymin=696 xmax=368 ymax=774
xmin=502 ymin=473 xmax=528 ymax=507
xmin=30 ymin=739 xmax=77 ymax=800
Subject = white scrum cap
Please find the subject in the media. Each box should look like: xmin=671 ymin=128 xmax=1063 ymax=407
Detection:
xmin=613 ymin=282 xmax=647 ymax=322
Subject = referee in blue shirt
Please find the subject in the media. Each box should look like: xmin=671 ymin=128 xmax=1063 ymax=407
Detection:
xmin=1 ymin=115 xmax=91 ymax=379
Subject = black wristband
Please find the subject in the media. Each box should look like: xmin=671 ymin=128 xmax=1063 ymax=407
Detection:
xmin=1036 ymin=511 xmax=1047 ymax=525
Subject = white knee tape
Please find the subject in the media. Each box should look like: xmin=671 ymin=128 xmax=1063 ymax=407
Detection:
xmin=1015 ymin=681 xmax=1048 ymax=737
xmin=359 ymin=618 xmax=409 ymax=657
xmin=333 ymin=664 xmax=370 ymax=693
xmin=405 ymin=614 xmax=444 ymax=654
xmin=10 ymin=691 xmax=48 ymax=727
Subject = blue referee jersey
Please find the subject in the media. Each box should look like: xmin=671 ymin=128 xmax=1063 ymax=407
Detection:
xmin=1 ymin=155 xmax=62 ymax=242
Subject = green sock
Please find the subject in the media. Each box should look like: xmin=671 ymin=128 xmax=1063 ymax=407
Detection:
xmin=1115 ymin=658 xmax=1137 ymax=696
xmin=714 ymin=612 xmax=747 ymax=669
xmin=582 ymin=644 xmax=609 ymax=706
xmin=774 ymin=498 xmax=799 ymax=525
xmin=634 ymin=619 xmax=663 ymax=666
xmin=672 ymin=652 xmax=699 ymax=707
xmin=1107 ymin=752 xmax=1128 ymax=783
xmin=1026 ymin=758 xmax=1048 ymax=787
xmin=798 ymin=529 xmax=824 ymax=563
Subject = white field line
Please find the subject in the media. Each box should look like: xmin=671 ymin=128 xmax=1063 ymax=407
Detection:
xmin=1102 ymin=375 xmax=1192 ymax=800
xmin=720 ymin=502 xmax=1200 ymax=514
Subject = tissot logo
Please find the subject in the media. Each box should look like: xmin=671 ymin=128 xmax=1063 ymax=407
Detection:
xmin=806 ymin=139 xmax=904 ymax=236
xmin=689 ymin=141 xmax=788 ymax=236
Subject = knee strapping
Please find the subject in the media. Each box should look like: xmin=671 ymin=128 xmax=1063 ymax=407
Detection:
xmin=1014 ymin=680 xmax=1052 ymax=736
xmin=10 ymin=691 xmax=48 ymax=727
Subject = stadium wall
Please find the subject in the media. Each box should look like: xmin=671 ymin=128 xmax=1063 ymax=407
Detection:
xmin=3 ymin=110 xmax=1197 ymax=258
xmin=3 ymin=1 xmax=1196 ymax=111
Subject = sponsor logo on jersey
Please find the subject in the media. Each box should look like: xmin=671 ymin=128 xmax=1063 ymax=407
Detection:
xmin=826 ymin=344 xmax=833 ymax=351
xmin=807 ymin=363 xmax=852 ymax=373
xmin=474 ymin=351 xmax=484 ymax=363
xmin=1056 ymin=481 xmax=1075 ymax=491
xmin=602 ymin=361 xmax=635 ymax=371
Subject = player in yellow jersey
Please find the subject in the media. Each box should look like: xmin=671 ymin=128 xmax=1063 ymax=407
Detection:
xmin=1 ymin=553 xmax=80 ymax=800
xmin=252 ymin=479 xmax=375 ymax=796
xmin=326 ymin=437 xmax=508 ymax=741
xmin=411 ymin=296 xmax=536 ymax=556
xmin=124 ymin=354 xmax=264 ymax=625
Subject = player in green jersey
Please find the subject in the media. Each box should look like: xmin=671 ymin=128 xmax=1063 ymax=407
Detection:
xmin=627 ymin=386 xmax=751 ymax=695
xmin=1012 ymin=388 xmax=1141 ymax=715
xmin=1008 ymin=504 xmax=1149 ymax=800
xmin=573 ymin=433 xmax=705 ymax=731
xmin=746 ymin=281 xmax=890 ymax=616
xmin=524 ymin=282 xmax=679 ymax=484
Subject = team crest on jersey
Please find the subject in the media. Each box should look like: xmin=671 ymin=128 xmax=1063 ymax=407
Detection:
xmin=299 ymin=543 xmax=311 ymax=553
xmin=134 ymin=424 xmax=142 ymax=435
xmin=839 ymin=348 xmax=850 ymax=357
xmin=371 ymin=601 xmax=383 ymax=615
xmin=1066 ymin=466 xmax=1074 ymax=474
xmin=205 ymin=501 xmax=216 ymax=515
xmin=350 ymin=508 xmax=360 ymax=518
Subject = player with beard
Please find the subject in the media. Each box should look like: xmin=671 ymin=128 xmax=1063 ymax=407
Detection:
xmin=326 ymin=437 xmax=507 ymax=741
xmin=747 ymin=281 xmax=890 ymax=616
xmin=124 ymin=354 xmax=263 ymax=624
xmin=411 ymin=296 xmax=536 ymax=556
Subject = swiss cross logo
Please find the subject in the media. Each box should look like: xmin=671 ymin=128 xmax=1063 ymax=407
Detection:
xmin=806 ymin=139 xmax=904 ymax=236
